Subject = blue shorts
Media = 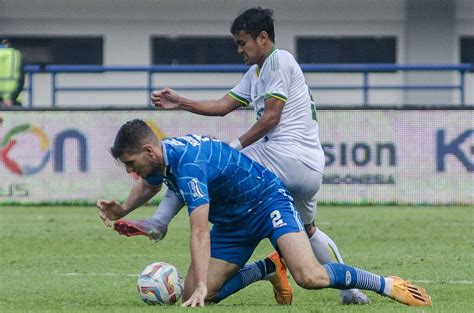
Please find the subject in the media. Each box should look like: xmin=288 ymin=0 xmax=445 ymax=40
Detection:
xmin=210 ymin=193 xmax=304 ymax=268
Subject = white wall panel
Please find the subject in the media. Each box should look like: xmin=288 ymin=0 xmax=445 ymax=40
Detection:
xmin=0 ymin=0 xmax=472 ymax=106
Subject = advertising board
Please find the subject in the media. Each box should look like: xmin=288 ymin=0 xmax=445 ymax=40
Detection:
xmin=0 ymin=110 xmax=472 ymax=204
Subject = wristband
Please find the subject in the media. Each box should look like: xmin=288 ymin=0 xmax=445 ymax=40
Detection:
xmin=229 ymin=139 xmax=243 ymax=150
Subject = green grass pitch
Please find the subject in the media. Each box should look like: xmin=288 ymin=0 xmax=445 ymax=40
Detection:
xmin=0 ymin=205 xmax=472 ymax=312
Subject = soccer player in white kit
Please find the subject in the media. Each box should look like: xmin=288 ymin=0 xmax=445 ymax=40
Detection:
xmin=118 ymin=7 xmax=369 ymax=305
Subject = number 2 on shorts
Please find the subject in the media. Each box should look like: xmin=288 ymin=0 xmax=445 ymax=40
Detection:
xmin=270 ymin=210 xmax=284 ymax=228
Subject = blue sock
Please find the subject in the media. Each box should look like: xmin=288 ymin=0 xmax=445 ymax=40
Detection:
xmin=214 ymin=260 xmax=266 ymax=302
xmin=324 ymin=263 xmax=385 ymax=294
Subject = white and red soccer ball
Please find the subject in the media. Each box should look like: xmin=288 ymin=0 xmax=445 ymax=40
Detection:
xmin=137 ymin=262 xmax=184 ymax=305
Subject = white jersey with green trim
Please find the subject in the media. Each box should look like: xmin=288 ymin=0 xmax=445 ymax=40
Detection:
xmin=228 ymin=49 xmax=325 ymax=173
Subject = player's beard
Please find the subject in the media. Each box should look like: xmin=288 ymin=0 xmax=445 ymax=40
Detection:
xmin=143 ymin=161 xmax=162 ymax=179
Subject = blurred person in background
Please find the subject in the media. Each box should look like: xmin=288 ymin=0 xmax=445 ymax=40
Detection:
xmin=116 ymin=7 xmax=369 ymax=305
xmin=0 ymin=39 xmax=24 ymax=108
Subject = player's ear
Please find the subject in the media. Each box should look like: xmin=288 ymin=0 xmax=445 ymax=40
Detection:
xmin=258 ymin=31 xmax=269 ymax=43
xmin=143 ymin=144 xmax=154 ymax=155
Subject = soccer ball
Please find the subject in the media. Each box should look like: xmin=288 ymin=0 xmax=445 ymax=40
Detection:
xmin=137 ymin=262 xmax=184 ymax=305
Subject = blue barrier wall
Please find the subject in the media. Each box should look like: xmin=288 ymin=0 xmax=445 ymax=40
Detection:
xmin=18 ymin=64 xmax=473 ymax=108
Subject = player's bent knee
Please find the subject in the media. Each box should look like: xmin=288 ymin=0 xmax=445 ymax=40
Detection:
xmin=304 ymin=223 xmax=316 ymax=237
xmin=291 ymin=267 xmax=328 ymax=289
xmin=293 ymin=273 xmax=326 ymax=289
xmin=205 ymin=291 xmax=219 ymax=304
xmin=182 ymin=292 xmax=191 ymax=302
xmin=182 ymin=289 xmax=218 ymax=303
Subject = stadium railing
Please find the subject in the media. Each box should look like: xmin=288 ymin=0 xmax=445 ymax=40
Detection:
xmin=21 ymin=63 xmax=473 ymax=108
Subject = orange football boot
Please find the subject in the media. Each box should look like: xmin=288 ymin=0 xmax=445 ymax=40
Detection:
xmin=267 ymin=251 xmax=293 ymax=305
xmin=387 ymin=276 xmax=432 ymax=306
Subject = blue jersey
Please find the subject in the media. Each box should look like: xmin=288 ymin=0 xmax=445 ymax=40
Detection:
xmin=145 ymin=135 xmax=288 ymax=226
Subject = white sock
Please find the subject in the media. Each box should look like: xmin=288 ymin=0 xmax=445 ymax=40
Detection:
xmin=383 ymin=277 xmax=393 ymax=296
xmin=309 ymin=228 xmax=344 ymax=264
xmin=152 ymin=189 xmax=184 ymax=225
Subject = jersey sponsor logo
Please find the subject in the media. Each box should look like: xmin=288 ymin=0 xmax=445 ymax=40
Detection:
xmin=188 ymin=178 xmax=205 ymax=201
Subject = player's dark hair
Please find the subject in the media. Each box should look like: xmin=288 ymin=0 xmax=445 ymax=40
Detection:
xmin=230 ymin=7 xmax=275 ymax=42
xmin=110 ymin=119 xmax=157 ymax=159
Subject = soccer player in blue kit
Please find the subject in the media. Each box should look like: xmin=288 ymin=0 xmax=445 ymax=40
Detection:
xmin=97 ymin=119 xmax=431 ymax=307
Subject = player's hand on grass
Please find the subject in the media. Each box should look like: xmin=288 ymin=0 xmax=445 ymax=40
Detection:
xmin=151 ymin=87 xmax=180 ymax=109
xmin=181 ymin=283 xmax=207 ymax=307
xmin=96 ymin=199 xmax=127 ymax=227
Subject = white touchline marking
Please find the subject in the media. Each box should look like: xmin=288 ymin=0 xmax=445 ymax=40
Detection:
xmin=59 ymin=273 xmax=137 ymax=277
xmin=412 ymin=279 xmax=473 ymax=285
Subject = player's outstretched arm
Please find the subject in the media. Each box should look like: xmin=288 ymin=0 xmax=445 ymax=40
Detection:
xmin=151 ymin=88 xmax=241 ymax=117
xmin=97 ymin=179 xmax=161 ymax=227
xmin=112 ymin=188 xmax=181 ymax=240
xmin=182 ymin=203 xmax=210 ymax=307
xmin=96 ymin=199 xmax=127 ymax=227
xmin=121 ymin=178 xmax=161 ymax=213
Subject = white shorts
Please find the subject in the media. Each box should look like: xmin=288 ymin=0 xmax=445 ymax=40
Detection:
xmin=242 ymin=142 xmax=323 ymax=225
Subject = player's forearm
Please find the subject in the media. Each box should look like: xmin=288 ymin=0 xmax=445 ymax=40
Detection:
xmin=122 ymin=180 xmax=160 ymax=214
xmin=190 ymin=229 xmax=210 ymax=289
xmin=177 ymin=96 xmax=231 ymax=116
xmin=189 ymin=204 xmax=211 ymax=290
xmin=238 ymin=114 xmax=280 ymax=148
